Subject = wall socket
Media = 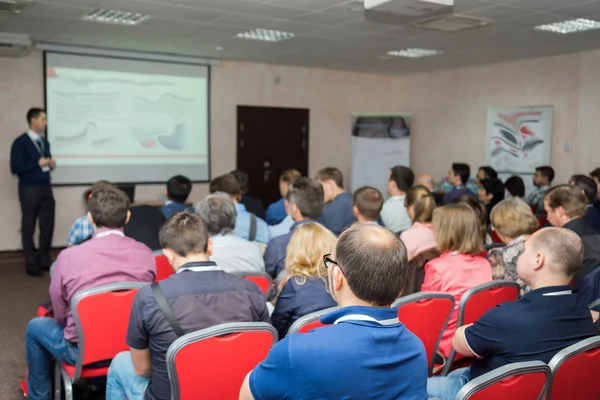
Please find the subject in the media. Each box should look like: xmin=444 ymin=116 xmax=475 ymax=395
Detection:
xmin=564 ymin=142 xmax=572 ymax=152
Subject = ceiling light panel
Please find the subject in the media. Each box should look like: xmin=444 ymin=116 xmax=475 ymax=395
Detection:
xmin=534 ymin=18 xmax=600 ymax=34
xmin=236 ymin=28 xmax=295 ymax=42
xmin=387 ymin=48 xmax=442 ymax=58
xmin=82 ymin=9 xmax=150 ymax=26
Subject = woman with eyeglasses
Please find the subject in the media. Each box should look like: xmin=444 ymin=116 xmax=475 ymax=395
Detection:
xmin=270 ymin=222 xmax=337 ymax=339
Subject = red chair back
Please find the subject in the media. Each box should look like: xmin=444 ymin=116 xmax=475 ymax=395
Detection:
xmin=547 ymin=336 xmax=600 ymax=400
xmin=154 ymin=254 xmax=175 ymax=282
xmin=537 ymin=217 xmax=548 ymax=229
xmin=456 ymin=361 xmax=550 ymax=400
xmin=233 ymin=272 xmax=273 ymax=297
xmin=287 ymin=307 xmax=337 ymax=334
xmin=167 ymin=322 xmax=276 ymax=400
xmin=393 ymin=293 xmax=454 ymax=375
xmin=71 ymin=282 xmax=147 ymax=379
xmin=490 ymin=230 xmax=503 ymax=244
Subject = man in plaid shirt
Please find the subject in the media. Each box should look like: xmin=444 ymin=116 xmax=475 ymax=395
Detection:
xmin=527 ymin=166 xmax=554 ymax=216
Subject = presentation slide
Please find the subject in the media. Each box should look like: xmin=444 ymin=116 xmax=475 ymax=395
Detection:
xmin=45 ymin=52 xmax=210 ymax=185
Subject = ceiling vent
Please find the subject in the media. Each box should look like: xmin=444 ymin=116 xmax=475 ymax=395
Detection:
xmin=413 ymin=13 xmax=492 ymax=31
xmin=0 ymin=0 xmax=29 ymax=13
xmin=0 ymin=33 xmax=33 ymax=57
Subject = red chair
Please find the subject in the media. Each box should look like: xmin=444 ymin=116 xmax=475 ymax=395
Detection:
xmin=154 ymin=252 xmax=175 ymax=282
xmin=54 ymin=282 xmax=147 ymax=400
xmin=490 ymin=230 xmax=503 ymax=244
xmin=546 ymin=336 xmax=600 ymax=399
xmin=537 ymin=217 xmax=548 ymax=229
xmin=287 ymin=307 xmax=337 ymax=334
xmin=166 ymin=322 xmax=277 ymax=400
xmin=455 ymin=361 xmax=550 ymax=400
xmin=442 ymin=280 xmax=520 ymax=376
xmin=233 ymin=272 xmax=273 ymax=297
xmin=393 ymin=292 xmax=454 ymax=376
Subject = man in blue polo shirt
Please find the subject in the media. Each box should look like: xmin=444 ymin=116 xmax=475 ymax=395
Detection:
xmin=240 ymin=223 xmax=428 ymax=400
xmin=316 ymin=167 xmax=356 ymax=236
xmin=427 ymin=227 xmax=598 ymax=400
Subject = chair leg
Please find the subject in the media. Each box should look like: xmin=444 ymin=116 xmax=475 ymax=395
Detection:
xmin=60 ymin=367 xmax=74 ymax=400
xmin=441 ymin=350 xmax=455 ymax=376
xmin=53 ymin=364 xmax=61 ymax=400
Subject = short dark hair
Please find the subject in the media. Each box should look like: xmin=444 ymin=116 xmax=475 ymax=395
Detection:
xmin=195 ymin=192 xmax=236 ymax=236
xmin=209 ymin=174 xmax=242 ymax=197
xmin=88 ymin=186 xmax=130 ymax=229
xmin=230 ymin=170 xmax=250 ymax=193
xmin=481 ymin=178 xmax=505 ymax=205
xmin=286 ymin=177 xmax=324 ymax=219
xmin=315 ymin=167 xmax=344 ymax=188
xmin=452 ymin=163 xmax=471 ymax=185
xmin=353 ymin=186 xmax=383 ymax=221
xmin=590 ymin=168 xmax=600 ymax=181
xmin=570 ymin=174 xmax=597 ymax=203
xmin=27 ymin=108 xmax=45 ymax=125
xmin=159 ymin=212 xmax=209 ymax=256
xmin=536 ymin=166 xmax=555 ymax=183
xmin=505 ymin=175 xmax=525 ymax=198
xmin=389 ymin=166 xmax=414 ymax=192
xmin=166 ymin=175 xmax=192 ymax=203
xmin=336 ymin=224 xmax=408 ymax=306
xmin=478 ymin=166 xmax=498 ymax=180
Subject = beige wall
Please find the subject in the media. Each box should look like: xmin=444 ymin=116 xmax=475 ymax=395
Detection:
xmin=1 ymin=49 xmax=599 ymax=250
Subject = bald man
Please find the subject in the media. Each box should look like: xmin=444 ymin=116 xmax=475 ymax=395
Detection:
xmin=417 ymin=173 xmax=434 ymax=191
xmin=427 ymin=227 xmax=597 ymax=400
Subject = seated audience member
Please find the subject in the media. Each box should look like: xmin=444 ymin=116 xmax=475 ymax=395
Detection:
xmin=124 ymin=205 xmax=166 ymax=251
xmin=487 ymin=198 xmax=538 ymax=287
xmin=66 ymin=180 xmax=111 ymax=246
xmin=353 ymin=186 xmax=384 ymax=224
xmin=417 ymin=173 xmax=435 ymax=191
xmin=315 ymin=167 xmax=356 ymax=236
xmin=106 ymin=212 xmax=269 ymax=400
xmin=422 ymin=204 xmax=492 ymax=357
xmin=27 ymin=186 xmax=156 ymax=399
xmin=195 ymin=192 xmax=265 ymax=274
xmin=264 ymin=177 xmax=324 ymax=280
xmin=266 ymin=169 xmax=301 ymax=225
xmin=478 ymin=178 xmax=505 ymax=225
xmin=569 ymin=174 xmax=600 ymax=232
xmin=231 ymin=169 xmax=266 ymax=220
xmin=443 ymin=163 xmax=477 ymax=205
xmin=271 ymin=223 xmax=337 ymax=338
xmin=427 ymin=228 xmax=598 ymax=400
xmin=210 ymin=174 xmax=270 ymax=244
xmin=400 ymin=185 xmax=437 ymax=261
xmin=381 ymin=166 xmax=415 ymax=233
xmin=527 ymin=165 xmax=554 ymax=215
xmin=160 ymin=175 xmax=193 ymax=219
xmin=504 ymin=175 xmax=526 ymax=199
xmin=475 ymin=166 xmax=498 ymax=185
xmin=240 ymin=224 xmax=428 ymax=400
xmin=544 ymin=185 xmax=600 ymax=289
xmin=453 ymin=195 xmax=490 ymax=245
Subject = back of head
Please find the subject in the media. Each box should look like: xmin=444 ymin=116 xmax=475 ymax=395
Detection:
xmin=536 ymin=166 xmax=555 ymax=183
xmin=417 ymin=173 xmax=434 ymax=190
xmin=315 ymin=167 xmax=344 ymax=188
xmin=481 ymin=178 xmax=505 ymax=204
xmin=490 ymin=198 xmax=538 ymax=239
xmin=405 ymin=185 xmax=436 ymax=223
xmin=88 ymin=186 xmax=130 ymax=229
xmin=544 ymin=185 xmax=587 ymax=219
xmin=530 ymin=227 xmax=583 ymax=279
xmin=433 ymin=204 xmax=482 ymax=255
xmin=230 ymin=170 xmax=250 ymax=193
xmin=353 ymin=186 xmax=383 ymax=220
xmin=159 ymin=212 xmax=209 ymax=256
xmin=286 ymin=222 xmax=337 ymax=280
xmin=166 ymin=175 xmax=192 ymax=203
xmin=389 ymin=166 xmax=415 ymax=192
xmin=452 ymin=163 xmax=471 ymax=185
xmin=280 ymin=169 xmax=301 ymax=184
xmin=209 ymin=174 xmax=242 ymax=198
xmin=286 ymin=177 xmax=325 ymax=219
xmin=505 ymin=175 xmax=525 ymax=198
xmin=336 ymin=224 xmax=408 ymax=306
xmin=570 ymin=174 xmax=597 ymax=203
xmin=479 ymin=166 xmax=498 ymax=180
xmin=452 ymin=194 xmax=485 ymax=225
xmin=590 ymin=168 xmax=600 ymax=182
xmin=86 ymin=180 xmax=113 ymax=202
xmin=195 ymin=192 xmax=236 ymax=236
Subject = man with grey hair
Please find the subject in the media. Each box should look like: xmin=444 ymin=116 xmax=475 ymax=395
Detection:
xmin=428 ymin=227 xmax=597 ymax=400
xmin=195 ymin=192 xmax=265 ymax=274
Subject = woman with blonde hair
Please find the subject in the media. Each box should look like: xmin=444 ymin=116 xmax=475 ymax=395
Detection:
xmin=487 ymin=198 xmax=538 ymax=286
xmin=421 ymin=204 xmax=492 ymax=357
xmin=400 ymin=185 xmax=437 ymax=261
xmin=271 ymin=222 xmax=337 ymax=338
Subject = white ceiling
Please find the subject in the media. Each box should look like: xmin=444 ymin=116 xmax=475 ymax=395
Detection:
xmin=3 ymin=0 xmax=600 ymax=74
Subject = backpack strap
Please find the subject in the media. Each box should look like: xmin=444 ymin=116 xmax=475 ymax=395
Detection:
xmin=249 ymin=213 xmax=257 ymax=242
xmin=151 ymin=282 xmax=185 ymax=338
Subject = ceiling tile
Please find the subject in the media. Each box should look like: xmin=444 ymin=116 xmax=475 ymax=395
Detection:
xmin=266 ymin=0 xmax=351 ymax=10
xmin=210 ymin=13 xmax=282 ymax=29
xmin=553 ymin=1 xmax=600 ymax=18
xmin=463 ymin=5 xmax=533 ymax=21
xmin=22 ymin=1 xmax=93 ymax=19
xmin=156 ymin=5 xmax=225 ymax=21
xmin=514 ymin=0 xmax=597 ymax=12
xmin=267 ymin=19 xmax=321 ymax=34
xmin=243 ymin=3 xmax=309 ymax=19
xmin=38 ymin=0 xmax=103 ymax=6
xmin=293 ymin=11 xmax=357 ymax=25
xmin=176 ymin=0 xmax=262 ymax=13
xmin=96 ymin=0 xmax=169 ymax=14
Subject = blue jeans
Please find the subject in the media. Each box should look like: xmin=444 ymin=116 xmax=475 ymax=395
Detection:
xmin=106 ymin=352 xmax=150 ymax=400
xmin=427 ymin=367 xmax=471 ymax=400
xmin=26 ymin=317 xmax=78 ymax=400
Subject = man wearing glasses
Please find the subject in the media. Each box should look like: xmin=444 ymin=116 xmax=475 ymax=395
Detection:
xmin=239 ymin=223 xmax=428 ymax=400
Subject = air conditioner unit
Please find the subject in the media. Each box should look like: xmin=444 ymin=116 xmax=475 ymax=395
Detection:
xmin=0 ymin=0 xmax=30 ymax=13
xmin=363 ymin=0 xmax=454 ymax=25
xmin=0 ymin=33 xmax=33 ymax=57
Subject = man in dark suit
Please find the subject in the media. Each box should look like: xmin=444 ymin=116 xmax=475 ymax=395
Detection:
xmin=231 ymin=169 xmax=266 ymax=219
xmin=10 ymin=108 xmax=55 ymax=276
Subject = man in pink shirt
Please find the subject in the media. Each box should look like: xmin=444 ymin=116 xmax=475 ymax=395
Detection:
xmin=25 ymin=185 xmax=156 ymax=400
